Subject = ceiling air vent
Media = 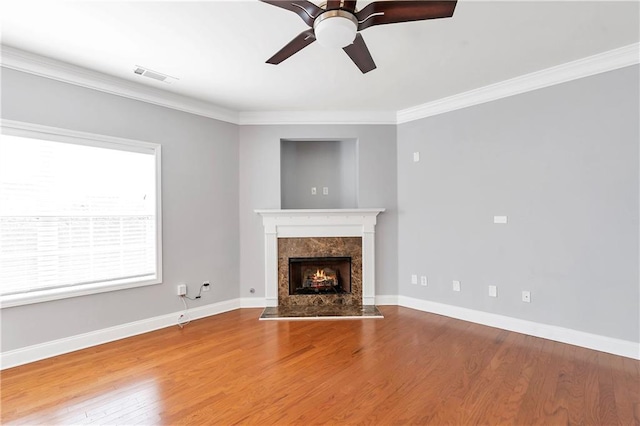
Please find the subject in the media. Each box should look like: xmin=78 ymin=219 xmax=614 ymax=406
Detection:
xmin=133 ymin=66 xmax=178 ymax=84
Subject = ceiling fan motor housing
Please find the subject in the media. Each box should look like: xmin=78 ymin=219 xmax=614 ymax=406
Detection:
xmin=313 ymin=10 xmax=358 ymax=49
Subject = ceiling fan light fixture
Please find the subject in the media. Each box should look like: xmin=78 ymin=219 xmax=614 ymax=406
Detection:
xmin=313 ymin=10 xmax=358 ymax=49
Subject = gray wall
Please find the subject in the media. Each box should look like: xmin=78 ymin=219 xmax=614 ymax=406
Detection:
xmin=397 ymin=65 xmax=640 ymax=342
xmin=339 ymin=139 xmax=358 ymax=208
xmin=0 ymin=68 xmax=240 ymax=351
xmin=239 ymin=124 xmax=398 ymax=299
xmin=281 ymin=139 xmax=357 ymax=209
xmin=2 ymin=62 xmax=637 ymax=354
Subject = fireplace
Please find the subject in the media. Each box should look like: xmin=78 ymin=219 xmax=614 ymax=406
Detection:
xmin=256 ymin=209 xmax=384 ymax=307
xmin=289 ymin=257 xmax=351 ymax=295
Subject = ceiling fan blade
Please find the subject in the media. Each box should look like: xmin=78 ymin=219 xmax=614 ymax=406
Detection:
xmin=326 ymin=0 xmax=342 ymax=9
xmin=343 ymin=33 xmax=376 ymax=74
xmin=266 ymin=30 xmax=316 ymax=65
xmin=356 ymin=1 xmax=457 ymax=31
xmin=260 ymin=0 xmax=322 ymax=27
xmin=341 ymin=1 xmax=358 ymax=12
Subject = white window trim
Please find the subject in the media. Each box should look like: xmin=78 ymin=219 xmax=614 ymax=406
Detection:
xmin=0 ymin=119 xmax=163 ymax=308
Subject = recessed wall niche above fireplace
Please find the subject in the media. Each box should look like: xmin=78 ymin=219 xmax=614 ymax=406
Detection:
xmin=280 ymin=139 xmax=357 ymax=210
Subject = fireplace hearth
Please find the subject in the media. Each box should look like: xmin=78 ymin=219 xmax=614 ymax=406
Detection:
xmin=289 ymin=257 xmax=351 ymax=295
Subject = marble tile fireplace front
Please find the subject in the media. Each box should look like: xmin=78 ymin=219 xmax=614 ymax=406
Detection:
xmin=278 ymin=237 xmax=362 ymax=307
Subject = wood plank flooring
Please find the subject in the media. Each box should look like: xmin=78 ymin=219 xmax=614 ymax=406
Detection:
xmin=1 ymin=306 xmax=638 ymax=425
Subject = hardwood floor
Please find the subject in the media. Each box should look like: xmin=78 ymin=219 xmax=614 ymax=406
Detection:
xmin=1 ymin=306 xmax=638 ymax=425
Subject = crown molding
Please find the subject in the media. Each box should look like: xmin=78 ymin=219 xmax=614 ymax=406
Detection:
xmin=0 ymin=45 xmax=396 ymax=126
xmin=0 ymin=45 xmax=240 ymax=125
xmin=238 ymin=110 xmax=397 ymax=125
xmin=2 ymin=43 xmax=638 ymax=126
xmin=397 ymin=42 xmax=640 ymax=124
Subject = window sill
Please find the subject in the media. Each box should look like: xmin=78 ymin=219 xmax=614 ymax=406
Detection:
xmin=0 ymin=276 xmax=161 ymax=308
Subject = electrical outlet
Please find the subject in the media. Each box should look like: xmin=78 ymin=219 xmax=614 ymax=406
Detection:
xmin=322 ymin=187 xmax=329 ymax=195
xmin=420 ymin=276 xmax=427 ymax=286
xmin=494 ymin=216 xmax=508 ymax=224
xmin=177 ymin=284 xmax=186 ymax=296
xmin=411 ymin=274 xmax=418 ymax=285
xmin=488 ymin=285 xmax=497 ymax=297
xmin=413 ymin=152 xmax=420 ymax=162
xmin=202 ymin=281 xmax=210 ymax=292
xmin=522 ymin=290 xmax=531 ymax=303
xmin=452 ymin=280 xmax=461 ymax=292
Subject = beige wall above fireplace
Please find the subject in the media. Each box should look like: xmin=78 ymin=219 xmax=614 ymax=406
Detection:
xmin=256 ymin=209 xmax=384 ymax=307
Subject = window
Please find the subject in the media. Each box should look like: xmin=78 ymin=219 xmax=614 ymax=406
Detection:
xmin=0 ymin=121 xmax=162 ymax=307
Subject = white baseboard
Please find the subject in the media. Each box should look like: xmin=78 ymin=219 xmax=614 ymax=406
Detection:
xmin=1 ymin=298 xmax=240 ymax=370
xmin=375 ymin=295 xmax=399 ymax=305
xmin=397 ymin=295 xmax=639 ymax=360
xmin=3 ymin=296 xmax=637 ymax=369
xmin=239 ymin=297 xmax=266 ymax=308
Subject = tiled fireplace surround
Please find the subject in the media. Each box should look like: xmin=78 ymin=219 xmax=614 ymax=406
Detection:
xmin=278 ymin=237 xmax=362 ymax=307
xmin=256 ymin=209 xmax=384 ymax=307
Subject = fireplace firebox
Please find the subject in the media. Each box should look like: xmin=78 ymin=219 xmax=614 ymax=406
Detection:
xmin=289 ymin=257 xmax=351 ymax=295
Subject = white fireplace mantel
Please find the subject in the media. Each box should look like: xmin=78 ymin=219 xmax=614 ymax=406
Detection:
xmin=256 ymin=209 xmax=384 ymax=307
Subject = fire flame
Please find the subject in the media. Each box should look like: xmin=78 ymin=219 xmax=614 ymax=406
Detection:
xmin=303 ymin=267 xmax=337 ymax=288
xmin=314 ymin=269 xmax=327 ymax=279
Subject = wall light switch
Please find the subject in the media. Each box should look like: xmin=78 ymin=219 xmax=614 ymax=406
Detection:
xmin=522 ymin=290 xmax=531 ymax=303
xmin=411 ymin=274 xmax=418 ymax=285
xmin=420 ymin=276 xmax=427 ymax=286
xmin=413 ymin=152 xmax=420 ymax=162
xmin=322 ymin=187 xmax=329 ymax=195
xmin=311 ymin=187 xmax=317 ymax=195
xmin=452 ymin=280 xmax=461 ymax=292
xmin=494 ymin=216 xmax=508 ymax=224
xmin=488 ymin=285 xmax=497 ymax=297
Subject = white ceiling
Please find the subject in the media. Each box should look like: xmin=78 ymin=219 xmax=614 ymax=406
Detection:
xmin=1 ymin=0 xmax=639 ymax=115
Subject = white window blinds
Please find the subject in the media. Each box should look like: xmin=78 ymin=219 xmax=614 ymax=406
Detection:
xmin=0 ymin=125 xmax=161 ymax=305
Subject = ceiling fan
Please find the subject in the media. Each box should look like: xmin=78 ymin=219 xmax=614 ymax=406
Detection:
xmin=260 ymin=0 xmax=458 ymax=73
